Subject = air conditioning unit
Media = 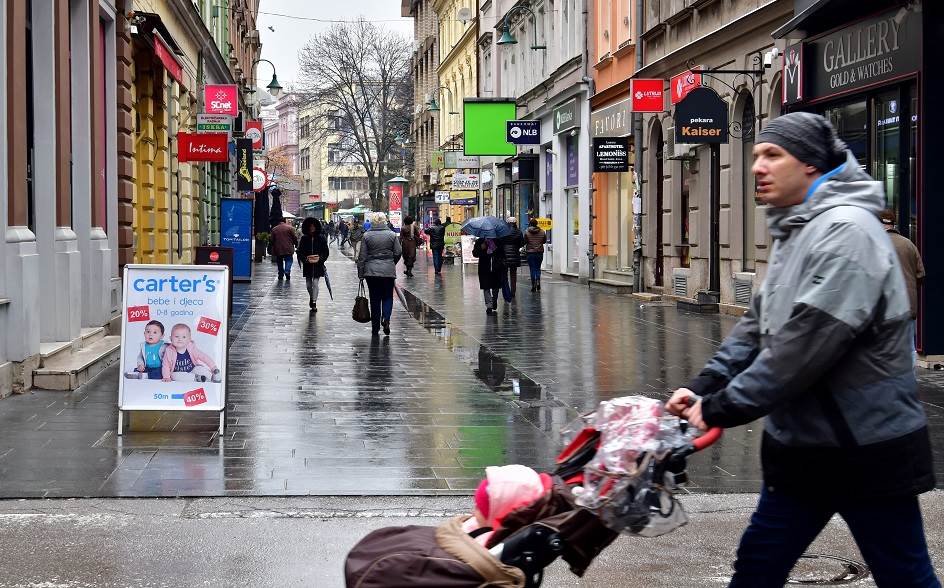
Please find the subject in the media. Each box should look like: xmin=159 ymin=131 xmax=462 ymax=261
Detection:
xmin=733 ymin=272 xmax=755 ymax=305
xmin=673 ymin=268 xmax=691 ymax=298
xmin=665 ymin=125 xmax=696 ymax=160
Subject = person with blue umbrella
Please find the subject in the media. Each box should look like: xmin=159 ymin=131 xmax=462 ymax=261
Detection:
xmin=463 ymin=216 xmax=513 ymax=315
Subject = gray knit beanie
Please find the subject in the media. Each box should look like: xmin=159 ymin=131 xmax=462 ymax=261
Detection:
xmin=756 ymin=112 xmax=847 ymax=172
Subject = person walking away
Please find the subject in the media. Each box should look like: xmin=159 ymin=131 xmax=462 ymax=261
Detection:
xmin=327 ymin=220 xmax=337 ymax=244
xmin=357 ymin=212 xmax=402 ymax=336
xmin=297 ymin=218 xmax=330 ymax=311
xmin=399 ymin=216 xmax=421 ymax=277
xmin=472 ymin=237 xmax=505 ymax=315
xmin=524 ymin=218 xmax=547 ymax=292
xmin=339 ymin=220 xmax=350 ymax=248
xmin=424 ymin=218 xmax=446 ymax=274
xmin=499 ymin=217 xmax=524 ymax=301
xmin=349 ymin=219 xmax=365 ymax=259
xmin=666 ymin=113 xmax=938 ymax=588
xmin=270 ymin=217 xmax=298 ymax=280
xmin=880 ymin=209 xmax=925 ymax=365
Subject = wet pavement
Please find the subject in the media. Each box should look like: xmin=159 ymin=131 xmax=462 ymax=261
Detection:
xmin=0 ymin=243 xmax=942 ymax=497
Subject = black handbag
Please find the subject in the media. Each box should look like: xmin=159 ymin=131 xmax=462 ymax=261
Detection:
xmin=352 ymin=280 xmax=371 ymax=323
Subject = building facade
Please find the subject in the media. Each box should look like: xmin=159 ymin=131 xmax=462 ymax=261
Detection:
xmin=297 ymin=103 xmax=371 ymax=208
xmin=635 ymin=0 xmax=791 ymax=310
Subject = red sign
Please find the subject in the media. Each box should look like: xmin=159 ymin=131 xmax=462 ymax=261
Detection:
xmin=670 ymin=70 xmax=702 ymax=105
xmin=154 ymin=35 xmax=183 ymax=85
xmin=183 ymin=388 xmax=208 ymax=407
xmin=178 ymin=132 xmax=229 ymax=163
xmin=204 ymin=84 xmax=239 ymax=116
xmin=127 ymin=305 xmax=150 ymax=322
xmin=631 ymin=79 xmax=666 ymax=113
xmin=197 ymin=316 xmax=222 ymax=336
xmin=245 ymin=121 xmax=264 ymax=150
xmin=388 ymin=184 xmax=403 ymax=212
xmin=209 ymin=251 xmax=220 ymax=262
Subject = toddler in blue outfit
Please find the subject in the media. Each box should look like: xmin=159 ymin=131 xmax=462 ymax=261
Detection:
xmin=125 ymin=320 xmax=168 ymax=380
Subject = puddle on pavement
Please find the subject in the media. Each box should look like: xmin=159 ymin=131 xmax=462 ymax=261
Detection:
xmin=398 ymin=286 xmax=574 ymax=433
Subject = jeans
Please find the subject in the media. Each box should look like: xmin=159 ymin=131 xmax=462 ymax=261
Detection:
xmin=501 ymin=267 xmax=517 ymax=302
xmin=729 ymin=488 xmax=939 ymax=587
xmin=305 ymin=277 xmax=320 ymax=302
xmin=483 ymin=288 xmax=500 ymax=310
xmin=911 ymin=319 xmax=918 ymax=365
xmin=527 ymin=252 xmax=543 ymax=282
xmin=365 ymin=276 xmax=394 ymax=333
xmin=432 ymin=248 xmax=444 ymax=273
xmin=276 ymin=255 xmax=293 ymax=277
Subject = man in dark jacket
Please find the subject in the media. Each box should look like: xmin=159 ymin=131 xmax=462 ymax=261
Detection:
xmin=499 ymin=217 xmax=524 ymax=301
xmin=270 ymin=218 xmax=298 ymax=280
xmin=881 ymin=209 xmax=925 ymax=365
xmin=667 ymin=113 xmax=937 ymax=587
xmin=424 ymin=219 xmax=447 ymax=274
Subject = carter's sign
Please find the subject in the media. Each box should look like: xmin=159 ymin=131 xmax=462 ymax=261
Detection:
xmin=204 ymin=84 xmax=239 ymax=116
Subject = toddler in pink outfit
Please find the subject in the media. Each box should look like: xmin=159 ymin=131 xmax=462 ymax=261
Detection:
xmin=462 ymin=464 xmax=553 ymax=547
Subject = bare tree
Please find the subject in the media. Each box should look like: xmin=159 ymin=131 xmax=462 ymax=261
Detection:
xmin=297 ymin=19 xmax=413 ymax=211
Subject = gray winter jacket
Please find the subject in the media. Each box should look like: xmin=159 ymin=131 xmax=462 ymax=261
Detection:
xmin=357 ymin=223 xmax=402 ymax=278
xmin=693 ymin=152 xmax=933 ymax=497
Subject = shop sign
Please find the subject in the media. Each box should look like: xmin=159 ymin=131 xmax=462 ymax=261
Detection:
xmin=506 ymin=120 xmax=541 ymax=144
xmin=670 ymin=69 xmax=702 ymax=105
xmin=204 ymin=84 xmax=238 ymax=116
xmin=444 ymin=152 xmax=480 ymax=169
xmin=553 ymin=98 xmax=579 ymax=134
xmin=197 ymin=114 xmax=233 ymax=136
xmin=782 ymin=43 xmax=804 ymax=106
xmin=535 ymin=217 xmax=552 ymax=231
xmin=593 ymin=137 xmax=630 ymax=172
xmin=245 ymin=121 xmax=264 ymax=150
xmin=430 ymin=150 xmax=445 ymax=170
xmin=235 ymin=138 xmax=253 ymax=191
xmin=460 ymin=235 xmax=479 ymax=264
xmin=154 ymin=34 xmax=183 ymax=86
xmin=451 ymin=173 xmax=480 ymax=190
xmin=388 ymin=183 xmax=404 ymax=212
xmin=434 ymin=191 xmax=451 ymax=203
xmin=631 ymin=79 xmax=666 ymax=112
xmin=118 ymin=264 xmax=229 ymax=412
xmin=430 ymin=170 xmax=439 ymax=184
xmin=591 ymin=98 xmax=631 ymax=137
xmin=444 ymin=223 xmax=462 ymax=246
xmin=674 ymin=87 xmax=728 ymax=144
xmin=252 ymin=167 xmax=269 ymax=192
xmin=565 ymin=135 xmax=578 ymax=186
xmin=807 ymin=6 xmax=919 ymax=101
xmin=178 ymin=132 xmax=228 ymax=162
xmin=450 ymin=190 xmax=478 ymax=205
xmin=220 ymin=199 xmax=253 ymax=281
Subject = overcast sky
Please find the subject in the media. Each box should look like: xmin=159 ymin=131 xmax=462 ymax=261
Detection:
xmin=257 ymin=1 xmax=414 ymax=91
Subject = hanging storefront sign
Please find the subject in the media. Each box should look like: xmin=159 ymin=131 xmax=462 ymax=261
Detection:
xmin=593 ymin=137 xmax=630 ymax=172
xmin=535 ymin=218 xmax=553 ymax=231
xmin=553 ymin=98 xmax=579 ymax=134
xmin=245 ymin=121 xmax=265 ymax=150
xmin=220 ymin=198 xmax=253 ymax=282
xmin=434 ymin=191 xmax=451 ymax=203
xmin=196 ymin=114 xmax=233 ymax=136
xmin=177 ymin=132 xmax=228 ymax=162
xmin=154 ymin=34 xmax=183 ymax=86
xmin=117 ymin=264 xmax=229 ymax=419
xmin=204 ymin=84 xmax=239 ymax=116
xmin=388 ymin=183 xmax=404 ymax=230
xmin=631 ymin=79 xmax=666 ymax=112
xmin=590 ymin=99 xmax=631 ymax=138
xmin=430 ymin=150 xmax=445 ymax=170
xmin=806 ymin=6 xmax=919 ymax=101
xmin=565 ymin=135 xmax=579 ymax=186
xmin=444 ymin=152 xmax=480 ymax=169
xmin=460 ymin=235 xmax=479 ymax=264
xmin=506 ymin=120 xmax=541 ymax=144
xmin=782 ymin=43 xmax=804 ymax=106
xmin=252 ymin=167 xmax=270 ymax=192
xmin=444 ymin=223 xmax=462 ymax=247
xmin=670 ymin=69 xmax=702 ymax=105
xmin=451 ymin=173 xmax=480 ymax=190
xmin=674 ymin=87 xmax=729 ymax=144
xmin=450 ymin=190 xmax=478 ymax=205
xmin=235 ymin=138 xmax=253 ymax=191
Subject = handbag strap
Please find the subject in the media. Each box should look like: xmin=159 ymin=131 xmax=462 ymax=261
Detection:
xmin=358 ymin=279 xmax=366 ymax=298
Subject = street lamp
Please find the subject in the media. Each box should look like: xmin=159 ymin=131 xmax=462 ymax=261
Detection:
xmin=426 ymin=86 xmax=458 ymax=114
xmin=251 ymin=58 xmax=283 ymax=97
xmin=496 ymin=5 xmax=546 ymax=50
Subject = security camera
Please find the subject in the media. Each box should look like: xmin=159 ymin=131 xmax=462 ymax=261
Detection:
xmin=763 ymin=47 xmax=780 ymax=68
xmin=545 ymin=148 xmax=557 ymax=156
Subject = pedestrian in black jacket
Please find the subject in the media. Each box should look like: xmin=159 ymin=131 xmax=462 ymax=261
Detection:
xmin=499 ymin=217 xmax=524 ymax=301
xmin=296 ymin=218 xmax=330 ymax=311
xmin=424 ymin=219 xmax=447 ymax=274
xmin=472 ymin=237 xmax=505 ymax=315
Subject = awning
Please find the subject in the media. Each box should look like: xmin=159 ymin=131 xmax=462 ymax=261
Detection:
xmin=772 ymin=0 xmax=902 ymax=39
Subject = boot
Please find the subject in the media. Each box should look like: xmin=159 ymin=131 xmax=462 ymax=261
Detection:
xmin=530 ymin=278 xmax=536 ymax=292
xmin=537 ymin=278 xmax=541 ymax=291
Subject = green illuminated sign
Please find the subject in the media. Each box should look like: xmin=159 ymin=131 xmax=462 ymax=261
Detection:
xmin=463 ymin=99 xmax=517 ymax=156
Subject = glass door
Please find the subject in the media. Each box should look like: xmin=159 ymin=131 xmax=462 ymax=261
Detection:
xmin=568 ymin=188 xmax=579 ymax=273
xmin=872 ymin=89 xmax=902 ymax=220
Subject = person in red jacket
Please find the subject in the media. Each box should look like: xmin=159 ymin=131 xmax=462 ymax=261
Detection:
xmin=270 ymin=217 xmax=298 ymax=280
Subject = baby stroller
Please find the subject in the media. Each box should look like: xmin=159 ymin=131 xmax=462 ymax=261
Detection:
xmin=345 ymin=396 xmax=722 ymax=588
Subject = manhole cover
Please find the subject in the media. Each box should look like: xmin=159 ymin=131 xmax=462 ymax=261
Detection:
xmin=787 ymin=553 xmax=870 ymax=585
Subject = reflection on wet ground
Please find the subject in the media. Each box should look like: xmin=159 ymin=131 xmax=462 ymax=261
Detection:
xmin=0 ymin=245 xmax=942 ymax=498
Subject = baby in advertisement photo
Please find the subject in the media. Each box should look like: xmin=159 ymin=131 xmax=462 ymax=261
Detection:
xmin=124 ymin=320 xmax=168 ymax=380
xmin=162 ymin=323 xmax=221 ymax=383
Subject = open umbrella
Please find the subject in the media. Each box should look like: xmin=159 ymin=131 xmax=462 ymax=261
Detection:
xmin=461 ymin=215 xmax=513 ymax=239
xmin=323 ymin=268 xmax=334 ymax=301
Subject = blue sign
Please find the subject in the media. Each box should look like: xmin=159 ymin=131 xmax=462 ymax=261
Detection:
xmin=506 ymin=120 xmax=541 ymax=145
xmin=221 ymin=198 xmax=253 ymax=281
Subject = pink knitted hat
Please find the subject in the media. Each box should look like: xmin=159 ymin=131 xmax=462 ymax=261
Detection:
xmin=474 ymin=479 xmax=490 ymax=521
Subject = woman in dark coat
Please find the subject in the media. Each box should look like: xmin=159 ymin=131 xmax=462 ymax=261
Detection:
xmin=399 ymin=216 xmax=421 ymax=277
xmin=499 ymin=217 xmax=524 ymax=301
xmin=472 ymin=237 xmax=505 ymax=315
xmin=296 ymin=217 xmax=330 ymax=311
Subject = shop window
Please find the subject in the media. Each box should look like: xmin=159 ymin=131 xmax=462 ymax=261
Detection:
xmin=740 ymin=92 xmax=756 ymax=272
xmin=824 ymin=99 xmax=867 ymax=168
xmin=679 ymin=158 xmax=692 ymax=268
xmin=872 ymin=89 xmax=901 ymax=223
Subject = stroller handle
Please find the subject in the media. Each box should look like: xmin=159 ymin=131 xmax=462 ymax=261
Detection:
xmin=691 ymin=427 xmax=723 ymax=452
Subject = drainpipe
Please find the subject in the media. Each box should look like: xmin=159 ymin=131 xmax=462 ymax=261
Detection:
xmin=632 ymin=0 xmax=644 ymax=292
xmin=582 ymin=1 xmax=596 ymax=282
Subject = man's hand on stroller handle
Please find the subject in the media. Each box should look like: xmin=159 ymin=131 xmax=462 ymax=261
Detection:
xmin=667 ymin=388 xmax=708 ymax=431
